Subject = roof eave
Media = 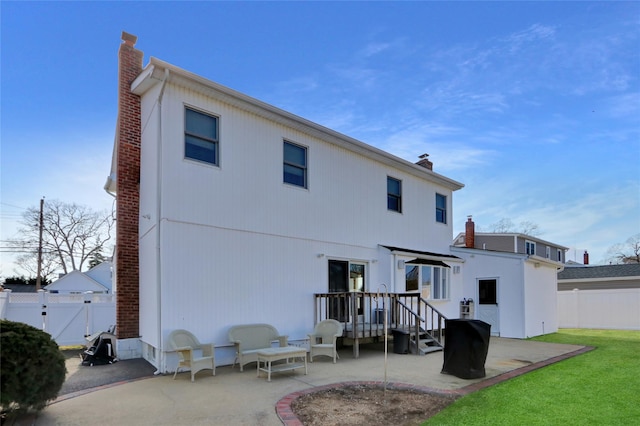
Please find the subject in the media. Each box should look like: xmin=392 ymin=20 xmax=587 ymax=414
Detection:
xmin=132 ymin=58 xmax=465 ymax=191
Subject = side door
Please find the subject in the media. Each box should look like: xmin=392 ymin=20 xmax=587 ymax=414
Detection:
xmin=477 ymin=279 xmax=500 ymax=336
xmin=328 ymin=261 xmax=366 ymax=321
xmin=328 ymin=260 xmax=349 ymax=321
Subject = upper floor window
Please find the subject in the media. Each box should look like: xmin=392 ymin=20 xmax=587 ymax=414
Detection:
xmin=436 ymin=193 xmax=447 ymax=223
xmin=185 ymin=107 xmax=219 ymax=166
xmin=283 ymin=141 xmax=307 ymax=188
xmin=525 ymin=240 xmax=536 ymax=255
xmin=557 ymin=249 xmax=563 ymax=262
xmin=546 ymin=246 xmax=551 ymax=259
xmin=387 ymin=177 xmax=402 ymax=212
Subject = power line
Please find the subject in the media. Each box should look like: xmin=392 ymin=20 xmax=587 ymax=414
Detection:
xmin=0 ymin=202 xmax=27 ymax=210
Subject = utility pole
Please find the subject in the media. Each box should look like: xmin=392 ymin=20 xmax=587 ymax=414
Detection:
xmin=35 ymin=197 xmax=44 ymax=291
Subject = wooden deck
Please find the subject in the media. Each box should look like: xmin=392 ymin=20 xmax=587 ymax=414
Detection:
xmin=314 ymin=292 xmax=446 ymax=357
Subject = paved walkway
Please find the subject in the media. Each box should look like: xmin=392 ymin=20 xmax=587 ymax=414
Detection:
xmin=29 ymin=338 xmax=587 ymax=425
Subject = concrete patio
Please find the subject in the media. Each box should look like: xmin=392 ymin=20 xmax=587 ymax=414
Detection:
xmin=30 ymin=337 xmax=587 ymax=425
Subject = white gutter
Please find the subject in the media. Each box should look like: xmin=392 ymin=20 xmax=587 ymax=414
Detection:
xmin=154 ymin=68 xmax=170 ymax=375
xmin=524 ymin=254 xmax=565 ymax=270
xmin=104 ymin=124 xmax=119 ymax=197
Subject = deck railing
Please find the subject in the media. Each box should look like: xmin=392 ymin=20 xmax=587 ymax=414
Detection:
xmin=395 ymin=296 xmax=446 ymax=347
xmin=313 ymin=292 xmax=447 ymax=357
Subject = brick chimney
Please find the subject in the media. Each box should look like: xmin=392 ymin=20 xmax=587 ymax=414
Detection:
xmin=115 ymin=31 xmax=143 ymax=339
xmin=416 ymin=153 xmax=433 ymax=170
xmin=583 ymin=250 xmax=589 ymax=265
xmin=465 ymin=216 xmax=475 ymax=248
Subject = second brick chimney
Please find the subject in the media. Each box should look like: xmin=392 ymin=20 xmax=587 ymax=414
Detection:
xmin=465 ymin=216 xmax=475 ymax=248
xmin=115 ymin=31 xmax=143 ymax=340
xmin=583 ymin=250 xmax=589 ymax=265
xmin=416 ymin=153 xmax=433 ymax=170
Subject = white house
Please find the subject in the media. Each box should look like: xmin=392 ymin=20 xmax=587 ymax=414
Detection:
xmin=85 ymin=261 xmax=114 ymax=292
xmin=44 ymin=261 xmax=113 ymax=294
xmin=451 ymin=217 xmax=566 ymax=338
xmin=105 ymin=33 xmax=465 ymax=370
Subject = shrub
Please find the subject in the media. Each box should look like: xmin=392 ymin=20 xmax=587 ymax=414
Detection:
xmin=0 ymin=320 xmax=66 ymax=418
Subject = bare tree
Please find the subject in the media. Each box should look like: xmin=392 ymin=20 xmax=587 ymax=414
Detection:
xmin=489 ymin=218 xmax=541 ymax=236
xmin=490 ymin=218 xmax=515 ymax=233
xmin=8 ymin=200 xmax=114 ymax=280
xmin=519 ymin=221 xmax=540 ymax=236
xmin=605 ymin=234 xmax=640 ymax=264
xmin=14 ymin=250 xmax=58 ymax=282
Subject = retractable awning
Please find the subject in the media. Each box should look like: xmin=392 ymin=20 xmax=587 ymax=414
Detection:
xmin=405 ymin=258 xmax=450 ymax=268
xmin=380 ymin=245 xmax=462 ymax=266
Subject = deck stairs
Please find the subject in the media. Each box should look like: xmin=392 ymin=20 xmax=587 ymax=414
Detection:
xmin=391 ymin=325 xmax=443 ymax=355
xmin=394 ymin=296 xmax=447 ymax=356
xmin=413 ymin=332 xmax=444 ymax=355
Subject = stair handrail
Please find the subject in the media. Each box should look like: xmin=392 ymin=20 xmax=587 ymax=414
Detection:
xmin=394 ymin=299 xmax=423 ymax=352
xmin=419 ymin=297 xmax=446 ymax=346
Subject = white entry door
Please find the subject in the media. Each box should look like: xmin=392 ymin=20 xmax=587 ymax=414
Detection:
xmin=477 ymin=279 xmax=499 ymax=336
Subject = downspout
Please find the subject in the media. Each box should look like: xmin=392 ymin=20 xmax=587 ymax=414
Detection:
xmin=154 ymin=68 xmax=170 ymax=375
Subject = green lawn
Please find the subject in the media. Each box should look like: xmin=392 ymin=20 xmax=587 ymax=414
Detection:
xmin=425 ymin=329 xmax=640 ymax=425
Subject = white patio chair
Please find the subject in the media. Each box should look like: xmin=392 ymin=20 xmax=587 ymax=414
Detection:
xmin=167 ymin=329 xmax=215 ymax=382
xmin=308 ymin=319 xmax=344 ymax=363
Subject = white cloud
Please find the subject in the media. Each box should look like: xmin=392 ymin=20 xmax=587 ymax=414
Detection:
xmin=455 ymin=179 xmax=640 ymax=265
xmin=358 ymin=42 xmax=392 ymax=58
xmin=502 ymin=24 xmax=556 ymax=54
xmin=275 ymin=76 xmax=319 ymax=94
xmin=605 ymin=92 xmax=640 ymax=119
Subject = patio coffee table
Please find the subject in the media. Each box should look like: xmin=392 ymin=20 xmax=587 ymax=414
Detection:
xmin=256 ymin=346 xmax=307 ymax=382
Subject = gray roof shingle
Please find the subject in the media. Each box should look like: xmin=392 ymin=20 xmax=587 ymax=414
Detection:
xmin=558 ymin=264 xmax=640 ymax=280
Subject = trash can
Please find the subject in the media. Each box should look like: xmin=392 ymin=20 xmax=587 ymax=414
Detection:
xmin=391 ymin=329 xmax=410 ymax=354
xmin=441 ymin=319 xmax=491 ymax=379
xmin=374 ymin=308 xmax=386 ymax=325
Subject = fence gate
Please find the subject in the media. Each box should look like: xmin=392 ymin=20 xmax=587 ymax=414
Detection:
xmin=0 ymin=290 xmax=116 ymax=347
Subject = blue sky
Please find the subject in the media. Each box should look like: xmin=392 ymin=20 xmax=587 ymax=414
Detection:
xmin=1 ymin=1 xmax=639 ymax=275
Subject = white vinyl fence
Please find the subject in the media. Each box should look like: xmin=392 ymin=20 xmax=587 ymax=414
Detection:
xmin=558 ymin=289 xmax=640 ymax=330
xmin=0 ymin=290 xmax=116 ymax=346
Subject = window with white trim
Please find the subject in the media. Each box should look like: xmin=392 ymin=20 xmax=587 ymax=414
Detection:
xmin=405 ymin=264 xmax=449 ymax=300
xmin=387 ymin=177 xmax=402 ymax=212
xmin=185 ymin=107 xmax=219 ymax=165
xmin=525 ymin=240 xmax=536 ymax=255
xmin=436 ymin=193 xmax=447 ymax=223
xmin=283 ymin=141 xmax=307 ymax=188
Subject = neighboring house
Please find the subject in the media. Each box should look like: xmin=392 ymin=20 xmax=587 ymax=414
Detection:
xmin=105 ymin=33 xmax=465 ymax=369
xmin=44 ymin=261 xmax=113 ymax=294
xmin=558 ymin=264 xmax=640 ymax=291
xmin=450 ymin=217 xmax=566 ymax=338
xmin=453 ymin=224 xmax=568 ymax=263
xmin=85 ymin=261 xmax=114 ymax=292
xmin=1 ymin=284 xmax=38 ymax=293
